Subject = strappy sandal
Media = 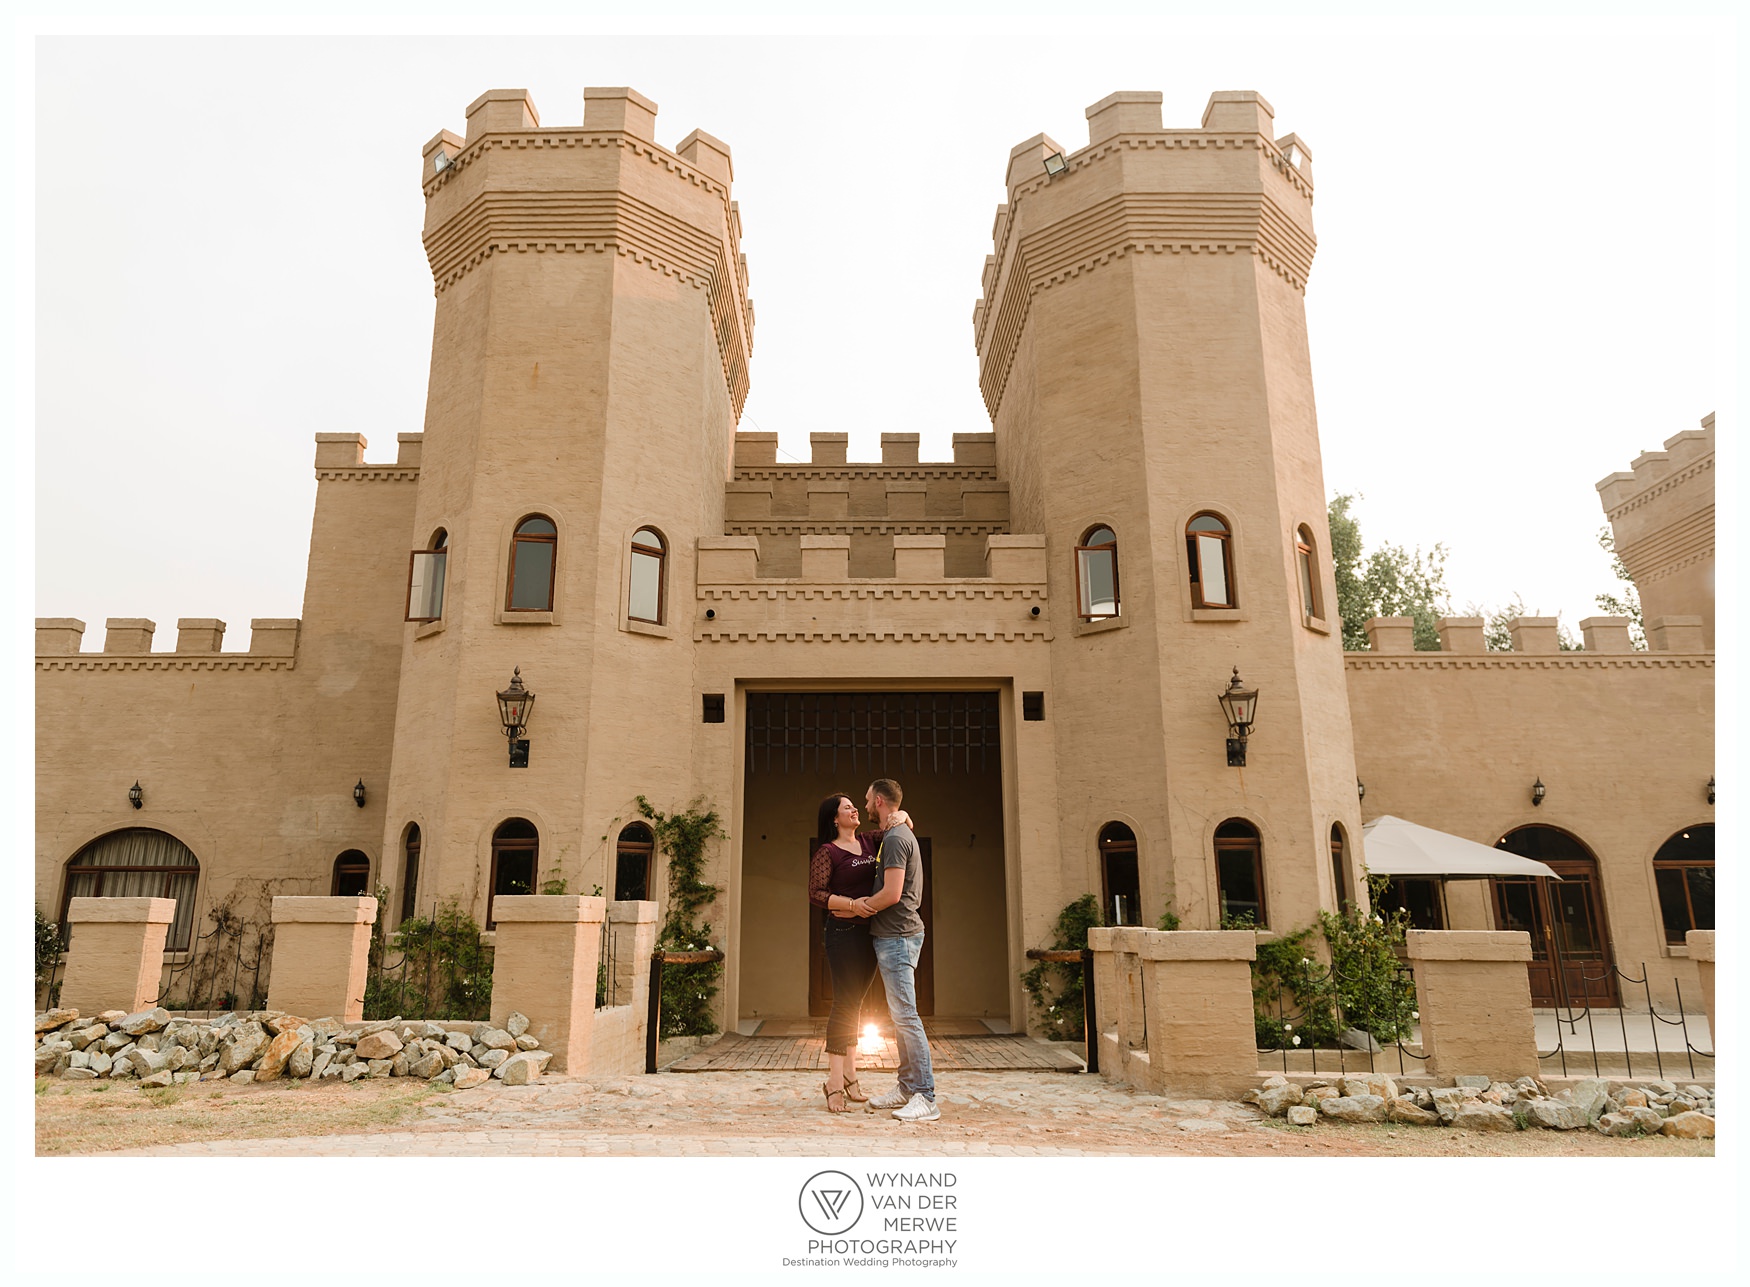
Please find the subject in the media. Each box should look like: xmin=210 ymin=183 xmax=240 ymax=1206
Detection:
xmin=822 ymin=1081 xmax=850 ymax=1113
xmin=842 ymin=1077 xmax=870 ymax=1103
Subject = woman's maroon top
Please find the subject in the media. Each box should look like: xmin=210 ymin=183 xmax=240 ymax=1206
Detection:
xmin=809 ymin=834 xmax=881 ymax=910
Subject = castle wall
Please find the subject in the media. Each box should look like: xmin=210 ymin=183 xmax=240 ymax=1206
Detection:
xmin=1598 ymin=414 xmax=1714 ymax=649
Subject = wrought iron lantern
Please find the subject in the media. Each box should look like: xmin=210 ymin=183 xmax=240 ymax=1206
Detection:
xmin=1707 ymin=776 xmax=1715 ymax=806
xmin=1217 ymin=667 xmax=1259 ymax=767
xmin=1531 ymin=777 xmax=1546 ymax=807
xmin=1357 ymin=779 xmax=1366 ymax=802
xmin=353 ymin=779 xmax=367 ymax=808
xmin=128 ymin=780 xmax=143 ymax=810
xmin=497 ymin=667 xmax=535 ymax=768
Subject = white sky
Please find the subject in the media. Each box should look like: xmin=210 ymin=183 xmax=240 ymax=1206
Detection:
xmin=29 ymin=22 xmax=1729 ymax=646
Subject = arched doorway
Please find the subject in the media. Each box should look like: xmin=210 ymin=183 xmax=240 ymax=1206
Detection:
xmin=488 ymin=819 xmax=538 ymax=929
xmin=1098 ymin=822 xmax=1141 ymax=926
xmin=1490 ymin=826 xmax=1618 ymax=1007
xmin=614 ymin=823 xmax=656 ymax=902
xmin=331 ymin=850 xmax=371 ymax=897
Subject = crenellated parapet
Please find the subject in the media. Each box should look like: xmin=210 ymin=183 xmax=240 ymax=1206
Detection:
xmin=35 ymin=617 xmax=300 ymax=671
xmin=1595 ymin=412 xmax=1714 ymax=649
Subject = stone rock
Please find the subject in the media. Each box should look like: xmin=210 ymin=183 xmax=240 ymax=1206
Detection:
xmin=1450 ymin=1103 xmax=1518 ymax=1132
xmin=1408 ymin=1087 xmax=1436 ymax=1110
xmin=1341 ymin=1074 xmax=1397 ymax=1100
xmin=67 ymin=1024 xmax=107 ymax=1051
xmin=126 ymin=1047 xmax=170 ymax=1075
xmin=230 ymin=1070 xmax=255 ymax=1085
xmin=34 ymin=1046 xmax=63 ymax=1075
xmin=477 ymin=1049 xmax=510 ymax=1070
xmin=506 ymin=1012 xmax=530 ymax=1038
xmin=164 ymin=1046 xmax=190 ymax=1072
xmin=1525 ymin=1100 xmax=1587 ymax=1131
xmin=1453 ymin=1074 xmax=1491 ymax=1089
xmin=515 ymin=1035 xmax=541 ymax=1051
xmin=1595 ymin=1109 xmax=1660 ymax=1137
xmin=444 ymin=1031 xmax=472 ymax=1052
xmin=1683 ymin=1084 xmax=1709 ymax=1100
xmin=1302 ymin=1086 xmax=1339 ymax=1105
xmin=1261 ymin=1074 xmax=1287 ymax=1089
xmin=389 ymin=1052 xmax=408 ymax=1077
xmin=340 ymin=1062 xmax=368 ymax=1083
xmin=61 ymin=1067 xmax=99 ymax=1081
xmin=1257 ymin=1084 xmax=1303 ymax=1117
xmin=173 ymin=1072 xmax=197 ymax=1084
xmin=255 ymin=1031 xmax=303 ymax=1082
xmin=1318 ymin=1094 xmax=1387 ymax=1123
xmin=1619 ymin=1089 xmax=1649 ymax=1109
xmin=311 ymin=1050 xmax=333 ymax=1080
xmin=1386 ymin=1098 xmax=1439 ymax=1126
xmin=1480 ymin=1090 xmax=1505 ymax=1105
xmin=479 ymin=1028 xmax=517 ymax=1051
xmin=52 ymin=1053 xmax=72 ymax=1077
xmin=102 ymin=1031 xmax=134 ymax=1053
xmin=264 ymin=1014 xmax=308 ymax=1037
xmin=365 ymin=1059 xmax=393 ymax=1077
xmin=197 ymin=1028 xmax=221 ymax=1057
xmin=1645 ymin=1079 xmax=1676 ymax=1096
xmin=1668 ymin=1096 xmax=1696 ymax=1115
xmin=107 ymin=1058 xmax=135 ymax=1079
xmin=219 ymin=1024 xmax=269 ymax=1074
xmin=139 ymin=1071 xmax=175 ymax=1089
xmin=118 ymin=1007 xmax=171 ymax=1036
xmin=350 ymin=1017 xmax=400 ymax=1038
xmin=1660 ymin=1112 xmax=1715 ymax=1139
xmin=35 ymin=1009 xmax=79 ymax=1033
xmin=1285 ymin=1105 xmax=1317 ymax=1126
xmin=452 ymin=1066 xmax=491 ymax=1090
xmin=89 ymin=1051 xmax=112 ymax=1076
xmin=1513 ymin=1076 xmax=1543 ymax=1094
xmin=1568 ymin=1079 xmax=1610 ymax=1121
xmin=354 ymin=1031 xmax=404 ymax=1060
xmin=410 ymin=1052 xmax=445 ymax=1079
xmin=469 ymin=1043 xmax=490 ymax=1061
xmin=289 ymin=1040 xmax=315 ymax=1079
xmin=432 ymin=1067 xmax=456 ymax=1085
xmin=496 ymin=1052 xmax=544 ymax=1085
xmin=434 ymin=1044 xmax=460 ymax=1069
xmin=135 ymin=1033 xmax=162 ymax=1053
xmin=96 ymin=1010 xmax=126 ymax=1024
xmin=199 ymin=1052 xmax=220 ymax=1070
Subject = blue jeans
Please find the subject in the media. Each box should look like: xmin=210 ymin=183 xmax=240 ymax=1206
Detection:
xmin=871 ymin=933 xmax=934 ymax=1100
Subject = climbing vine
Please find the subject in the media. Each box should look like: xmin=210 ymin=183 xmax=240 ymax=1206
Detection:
xmin=636 ymin=796 xmax=727 ymax=1037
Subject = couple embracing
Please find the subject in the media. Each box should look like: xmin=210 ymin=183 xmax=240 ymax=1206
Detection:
xmin=807 ymin=778 xmax=938 ymax=1123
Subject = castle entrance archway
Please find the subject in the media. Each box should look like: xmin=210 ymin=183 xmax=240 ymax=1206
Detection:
xmin=1490 ymin=826 xmax=1619 ymax=1008
xmin=738 ymin=691 xmax=1010 ymax=1029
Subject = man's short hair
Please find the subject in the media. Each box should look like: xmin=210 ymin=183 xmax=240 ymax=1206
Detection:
xmin=868 ymin=778 xmax=903 ymax=807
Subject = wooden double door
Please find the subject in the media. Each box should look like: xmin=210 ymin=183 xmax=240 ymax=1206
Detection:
xmin=808 ymin=838 xmax=934 ymax=1018
xmin=1490 ymin=851 xmax=1618 ymax=1008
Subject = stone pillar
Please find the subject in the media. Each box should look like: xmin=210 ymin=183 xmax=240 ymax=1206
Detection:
xmin=60 ymin=897 xmax=175 ymax=1015
xmin=1086 ymin=927 xmax=1127 ymax=1081
xmin=606 ymin=900 xmax=660 ymax=1012
xmin=1137 ymin=930 xmax=1259 ymax=1096
xmin=268 ymin=897 xmax=376 ymax=1022
xmin=1686 ymin=930 xmax=1715 ymax=1044
xmin=489 ymin=895 xmax=606 ymax=1073
xmin=1404 ymin=930 xmax=1538 ymax=1079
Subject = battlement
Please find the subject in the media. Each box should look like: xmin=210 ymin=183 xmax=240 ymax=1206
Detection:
xmin=1595 ymin=412 xmax=1715 ymax=516
xmin=35 ymin=618 xmax=301 ymax=669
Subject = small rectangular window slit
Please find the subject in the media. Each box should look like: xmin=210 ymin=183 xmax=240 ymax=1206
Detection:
xmin=1023 ymin=691 xmax=1045 ymax=722
xmin=702 ymin=693 xmax=726 ymax=724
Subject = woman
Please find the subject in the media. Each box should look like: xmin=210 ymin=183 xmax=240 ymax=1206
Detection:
xmin=808 ymin=791 xmax=911 ymax=1112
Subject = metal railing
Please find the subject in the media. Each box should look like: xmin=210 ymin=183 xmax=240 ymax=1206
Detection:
xmin=1539 ymin=948 xmax=1714 ymax=1081
xmin=1024 ymin=948 xmax=1099 ymax=1073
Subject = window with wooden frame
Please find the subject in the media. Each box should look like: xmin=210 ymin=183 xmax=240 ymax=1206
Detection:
xmin=399 ymin=824 xmax=421 ymax=924
xmin=1214 ymin=818 xmax=1265 ymax=926
xmin=1296 ymin=525 xmax=1322 ymax=622
xmin=405 ymin=529 xmax=448 ymax=622
xmin=1377 ymin=876 xmax=1445 ymax=929
xmin=1652 ymin=823 xmax=1714 ymax=944
xmin=1330 ymin=822 xmax=1351 ymax=912
xmin=60 ymin=828 xmax=199 ymax=952
xmin=488 ymin=818 xmax=539 ymax=929
xmin=1075 ymin=526 xmax=1120 ymax=619
xmin=614 ymin=823 xmax=656 ymax=902
xmin=629 ymin=527 xmax=667 ymax=624
xmin=506 ymin=516 xmax=558 ymax=612
xmin=1098 ymin=822 xmax=1141 ymax=925
xmin=1186 ymin=512 xmax=1236 ymax=608
xmin=331 ymin=850 xmax=371 ymax=897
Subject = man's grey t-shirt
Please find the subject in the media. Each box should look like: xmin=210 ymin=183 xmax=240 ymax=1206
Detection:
xmin=868 ymin=822 xmax=925 ymax=939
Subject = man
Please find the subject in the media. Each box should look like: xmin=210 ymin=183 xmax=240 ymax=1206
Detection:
xmin=853 ymin=777 xmax=938 ymax=1122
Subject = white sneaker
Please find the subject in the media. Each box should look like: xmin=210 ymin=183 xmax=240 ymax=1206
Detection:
xmin=867 ymin=1085 xmax=909 ymax=1110
xmin=892 ymin=1092 xmax=940 ymax=1123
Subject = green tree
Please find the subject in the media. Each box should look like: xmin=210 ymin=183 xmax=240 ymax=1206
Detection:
xmin=1593 ymin=526 xmax=1646 ymax=649
xmin=1327 ymin=494 xmax=1451 ymax=650
xmin=1463 ymin=593 xmax=1582 ymax=652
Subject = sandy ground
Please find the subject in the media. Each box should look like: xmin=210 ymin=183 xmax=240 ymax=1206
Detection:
xmin=35 ymin=1070 xmax=1714 ymax=1158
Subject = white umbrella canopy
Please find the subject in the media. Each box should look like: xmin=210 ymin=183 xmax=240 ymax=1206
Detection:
xmin=1360 ymin=815 xmax=1562 ymax=880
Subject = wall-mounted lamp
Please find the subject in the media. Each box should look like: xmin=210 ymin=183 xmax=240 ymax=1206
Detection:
xmin=1531 ymin=777 xmax=1546 ymax=807
xmin=1042 ymin=152 xmax=1068 ymax=177
xmin=1356 ymin=779 xmax=1366 ymax=802
xmin=1707 ymin=776 xmax=1715 ymax=806
xmin=1217 ymin=667 xmax=1259 ymax=768
xmin=128 ymin=780 xmax=143 ymax=810
xmin=498 ymin=667 xmax=536 ymax=769
xmin=353 ymin=779 xmax=367 ymax=808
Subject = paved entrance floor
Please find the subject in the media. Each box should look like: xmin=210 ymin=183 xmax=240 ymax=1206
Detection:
xmin=669 ymin=1029 xmax=1084 ymax=1073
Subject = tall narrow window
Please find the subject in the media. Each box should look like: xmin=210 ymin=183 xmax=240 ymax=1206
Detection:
xmin=1330 ymin=823 xmax=1350 ymax=912
xmin=629 ymin=527 xmax=667 ymax=624
xmin=507 ymin=516 xmax=557 ymax=611
xmin=488 ymin=818 xmax=539 ymax=929
xmin=1214 ymin=819 xmax=1265 ymax=926
xmin=1187 ymin=513 xmax=1236 ymax=608
xmin=61 ymin=829 xmax=200 ymax=952
xmin=331 ymin=850 xmax=371 ymax=897
xmin=1652 ymin=824 xmax=1714 ymax=944
xmin=406 ymin=529 xmax=448 ymax=622
xmin=614 ymin=823 xmax=656 ymax=901
xmin=1075 ymin=527 xmax=1121 ymax=620
xmin=1098 ymin=822 xmax=1141 ymax=925
xmin=1296 ymin=525 xmax=1322 ymax=621
xmin=400 ymin=824 xmax=421 ymax=924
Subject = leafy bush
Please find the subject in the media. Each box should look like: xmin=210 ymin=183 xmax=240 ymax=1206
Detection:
xmin=365 ymin=897 xmax=493 ymax=1020
xmin=35 ymin=908 xmax=65 ymax=1007
xmin=1020 ymin=894 xmax=1103 ymax=1041
xmin=637 ymin=796 xmax=726 ymax=1037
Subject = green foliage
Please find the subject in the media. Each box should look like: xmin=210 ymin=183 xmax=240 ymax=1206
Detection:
xmin=1251 ymin=927 xmax=1341 ymax=1050
xmin=539 ymin=876 xmax=569 ymax=895
xmin=1156 ymin=908 xmax=1181 ymax=932
xmin=1020 ymin=895 xmax=1102 ymax=1042
xmin=1464 ymin=593 xmax=1582 ymax=652
xmin=365 ymin=897 xmax=493 ymax=1020
xmin=637 ymin=796 xmax=727 ymax=1037
xmin=1594 ymin=527 xmax=1646 ymax=649
xmin=1328 ymin=493 xmax=1451 ymax=651
xmin=35 ymin=907 xmax=65 ymax=1005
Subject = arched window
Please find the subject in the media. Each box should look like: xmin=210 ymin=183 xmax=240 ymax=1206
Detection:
xmin=331 ymin=850 xmax=371 ymax=897
xmin=1075 ymin=526 xmax=1121 ymax=620
xmin=1214 ymin=819 xmax=1265 ymax=926
xmin=399 ymin=824 xmax=421 ymax=924
xmin=1296 ymin=525 xmax=1322 ymax=621
xmin=1491 ymin=825 xmax=1616 ymax=1008
xmin=629 ymin=527 xmax=667 ymax=624
xmin=1098 ymin=822 xmax=1141 ymax=925
xmin=1186 ymin=513 xmax=1235 ymax=608
xmin=614 ymin=823 xmax=656 ymax=902
xmin=1652 ymin=824 xmax=1714 ymax=944
xmin=488 ymin=818 xmax=539 ymax=928
xmin=62 ymin=829 xmax=199 ymax=951
xmin=1329 ymin=822 xmax=1350 ymax=913
xmin=406 ymin=529 xmax=448 ymax=623
xmin=507 ymin=516 xmax=558 ymax=612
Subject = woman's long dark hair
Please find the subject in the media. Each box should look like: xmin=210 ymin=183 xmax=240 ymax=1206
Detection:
xmin=817 ymin=792 xmax=854 ymax=847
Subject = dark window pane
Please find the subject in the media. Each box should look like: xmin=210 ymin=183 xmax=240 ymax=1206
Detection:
xmin=1495 ymin=879 xmax=1542 ymax=954
xmin=1078 ymin=547 xmax=1117 ymax=616
xmin=1103 ymin=852 xmax=1140 ymax=925
xmin=614 ymin=850 xmax=650 ymax=902
xmin=509 ymin=541 xmax=555 ymax=610
xmin=1552 ymin=882 xmax=1600 ymax=956
xmin=517 ymin=517 xmax=556 ymax=536
xmin=1085 ymin=527 xmax=1115 ymax=547
xmin=1217 ymin=850 xmax=1261 ymax=922
xmin=1655 ymin=867 xmax=1692 ymax=942
xmin=495 ymin=852 xmax=535 ymax=896
xmin=1685 ymin=865 xmax=1714 ymax=931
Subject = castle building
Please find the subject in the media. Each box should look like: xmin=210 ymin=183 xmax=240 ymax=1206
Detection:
xmin=35 ymin=86 xmax=1715 ymax=1028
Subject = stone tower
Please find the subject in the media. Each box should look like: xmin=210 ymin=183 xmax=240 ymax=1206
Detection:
xmin=382 ymin=87 xmax=753 ymax=918
xmin=974 ymin=90 xmax=1361 ymax=930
